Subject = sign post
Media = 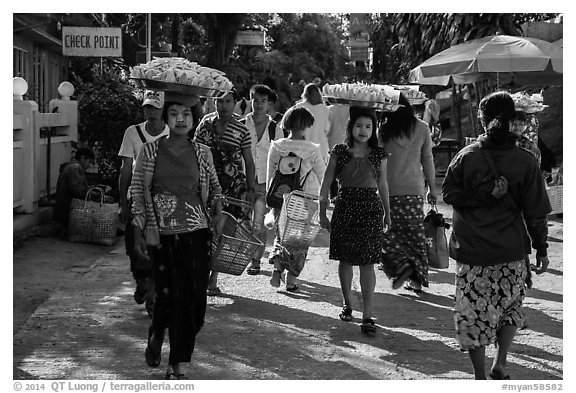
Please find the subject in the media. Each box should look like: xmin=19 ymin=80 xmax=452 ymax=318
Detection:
xmin=62 ymin=27 xmax=122 ymax=57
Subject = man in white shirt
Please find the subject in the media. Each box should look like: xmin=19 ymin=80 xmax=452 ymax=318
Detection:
xmin=118 ymin=90 xmax=169 ymax=317
xmin=241 ymin=84 xmax=283 ymax=275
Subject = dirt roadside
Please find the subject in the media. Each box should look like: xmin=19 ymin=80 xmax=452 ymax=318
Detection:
xmin=13 ymin=200 xmax=563 ymax=380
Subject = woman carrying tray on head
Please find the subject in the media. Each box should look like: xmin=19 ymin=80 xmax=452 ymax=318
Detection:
xmin=267 ymin=106 xmax=327 ymax=292
xmin=131 ymin=91 xmax=225 ymax=380
xmin=378 ymin=93 xmax=439 ymax=294
xmin=194 ymin=88 xmax=256 ymax=296
xmin=319 ymin=106 xmax=391 ymax=334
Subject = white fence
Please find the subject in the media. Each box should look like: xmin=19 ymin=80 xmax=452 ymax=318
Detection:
xmin=13 ymin=79 xmax=77 ymax=213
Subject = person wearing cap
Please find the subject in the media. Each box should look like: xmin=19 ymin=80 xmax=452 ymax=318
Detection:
xmin=118 ymin=90 xmax=170 ymax=317
xmin=194 ymin=89 xmax=256 ymax=296
xmin=131 ymin=91 xmax=225 ymax=380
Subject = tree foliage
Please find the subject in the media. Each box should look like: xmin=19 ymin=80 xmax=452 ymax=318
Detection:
xmin=371 ymin=13 xmax=561 ymax=84
xmin=72 ymin=61 xmax=144 ymax=184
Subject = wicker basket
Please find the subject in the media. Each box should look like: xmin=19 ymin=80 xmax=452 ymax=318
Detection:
xmin=68 ymin=187 xmax=119 ymax=245
xmin=211 ymin=211 xmax=264 ymax=275
xmin=547 ymin=185 xmax=563 ymax=215
xmin=278 ymin=191 xmax=331 ymax=249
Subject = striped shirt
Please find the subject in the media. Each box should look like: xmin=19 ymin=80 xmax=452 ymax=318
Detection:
xmin=130 ymin=136 xmax=223 ymax=246
xmin=194 ymin=112 xmax=252 ymax=151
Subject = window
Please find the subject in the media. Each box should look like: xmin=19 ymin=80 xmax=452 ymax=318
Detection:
xmin=13 ymin=46 xmax=28 ymax=80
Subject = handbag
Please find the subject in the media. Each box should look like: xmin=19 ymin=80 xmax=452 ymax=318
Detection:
xmin=423 ymin=205 xmax=450 ymax=269
xmin=68 ymin=187 xmax=119 ymax=245
xmin=266 ymin=153 xmax=308 ymax=209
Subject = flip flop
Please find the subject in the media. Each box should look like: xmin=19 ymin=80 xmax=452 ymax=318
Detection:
xmin=489 ymin=370 xmax=511 ymax=380
xmin=207 ymin=287 xmax=222 ymax=296
xmin=404 ymin=282 xmax=423 ymax=294
xmin=392 ymin=265 xmax=413 ymax=289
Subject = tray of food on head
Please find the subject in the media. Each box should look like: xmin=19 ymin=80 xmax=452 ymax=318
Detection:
xmin=511 ymin=92 xmax=548 ymax=114
xmin=130 ymin=57 xmax=233 ymax=98
xmin=322 ymin=83 xmax=403 ymax=111
xmin=389 ymin=85 xmax=428 ymax=106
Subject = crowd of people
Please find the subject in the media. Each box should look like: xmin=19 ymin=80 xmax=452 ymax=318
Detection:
xmin=54 ymin=80 xmax=553 ymax=380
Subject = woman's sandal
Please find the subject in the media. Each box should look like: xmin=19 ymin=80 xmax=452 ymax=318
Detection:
xmin=403 ymin=282 xmax=423 ymax=294
xmin=339 ymin=307 xmax=353 ymax=322
xmin=392 ymin=264 xmax=413 ymax=290
xmin=165 ymin=371 xmax=187 ymax=380
xmin=360 ymin=318 xmax=377 ymax=334
xmin=145 ymin=326 xmax=162 ymax=368
xmin=207 ymin=287 xmax=222 ymax=296
xmin=489 ymin=369 xmax=511 ymax=380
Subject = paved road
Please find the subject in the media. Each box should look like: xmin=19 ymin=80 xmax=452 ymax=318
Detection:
xmin=13 ymin=189 xmax=563 ymax=381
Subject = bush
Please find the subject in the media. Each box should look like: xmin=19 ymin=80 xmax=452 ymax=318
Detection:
xmin=72 ymin=62 xmax=145 ymax=189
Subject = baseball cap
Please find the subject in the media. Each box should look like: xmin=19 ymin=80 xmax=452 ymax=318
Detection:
xmin=142 ymin=90 xmax=164 ymax=109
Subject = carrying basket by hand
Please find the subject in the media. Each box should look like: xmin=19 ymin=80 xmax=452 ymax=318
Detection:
xmin=211 ymin=211 xmax=264 ymax=275
xmin=546 ymin=185 xmax=563 ymax=215
xmin=278 ymin=191 xmax=331 ymax=249
xmin=68 ymin=187 xmax=119 ymax=245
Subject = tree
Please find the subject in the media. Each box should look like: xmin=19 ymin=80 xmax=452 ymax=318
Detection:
xmin=267 ymin=13 xmax=349 ymax=82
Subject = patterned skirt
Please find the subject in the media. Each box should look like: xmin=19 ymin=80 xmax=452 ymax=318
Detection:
xmin=269 ymin=209 xmax=309 ymax=277
xmin=454 ymin=259 xmax=527 ymax=351
xmin=380 ymin=195 xmax=429 ymax=287
xmin=330 ymin=187 xmax=384 ymax=265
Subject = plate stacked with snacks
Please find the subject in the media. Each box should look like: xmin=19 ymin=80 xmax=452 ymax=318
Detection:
xmin=511 ymin=92 xmax=548 ymax=113
xmin=391 ymin=85 xmax=427 ymax=105
xmin=322 ymin=83 xmax=403 ymax=111
xmin=130 ymin=57 xmax=233 ymax=98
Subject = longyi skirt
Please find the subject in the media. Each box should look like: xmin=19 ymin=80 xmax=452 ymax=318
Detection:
xmin=380 ymin=195 xmax=429 ymax=287
xmin=454 ymin=259 xmax=527 ymax=351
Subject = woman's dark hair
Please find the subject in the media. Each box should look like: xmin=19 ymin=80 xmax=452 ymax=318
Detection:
xmin=478 ymin=91 xmax=516 ymax=145
xmin=282 ymin=106 xmax=315 ymax=133
xmin=303 ymin=83 xmax=323 ymax=105
xmin=345 ymin=107 xmax=379 ymax=149
xmin=378 ymin=93 xmax=417 ymax=143
xmin=75 ymin=147 xmax=95 ymax=160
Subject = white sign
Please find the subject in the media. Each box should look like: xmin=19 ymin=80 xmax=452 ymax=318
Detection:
xmin=236 ymin=31 xmax=265 ymax=46
xmin=62 ymin=27 xmax=122 ymax=57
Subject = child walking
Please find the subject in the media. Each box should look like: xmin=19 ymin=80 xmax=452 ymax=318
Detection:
xmin=267 ymin=106 xmax=327 ymax=292
xmin=319 ymin=107 xmax=391 ymax=334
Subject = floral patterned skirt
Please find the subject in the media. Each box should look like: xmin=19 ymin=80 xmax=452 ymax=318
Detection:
xmin=380 ymin=195 xmax=429 ymax=287
xmin=454 ymin=259 xmax=527 ymax=351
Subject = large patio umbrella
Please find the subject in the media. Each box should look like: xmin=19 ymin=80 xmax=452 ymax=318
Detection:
xmin=409 ymin=34 xmax=563 ymax=86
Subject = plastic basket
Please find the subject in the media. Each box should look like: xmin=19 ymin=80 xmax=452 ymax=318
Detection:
xmin=278 ymin=191 xmax=331 ymax=249
xmin=211 ymin=211 xmax=264 ymax=275
xmin=547 ymin=185 xmax=563 ymax=215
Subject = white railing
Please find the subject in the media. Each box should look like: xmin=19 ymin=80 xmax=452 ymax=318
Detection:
xmin=13 ymin=78 xmax=77 ymax=213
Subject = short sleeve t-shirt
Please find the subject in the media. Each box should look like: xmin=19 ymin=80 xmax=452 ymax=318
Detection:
xmin=118 ymin=121 xmax=170 ymax=164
